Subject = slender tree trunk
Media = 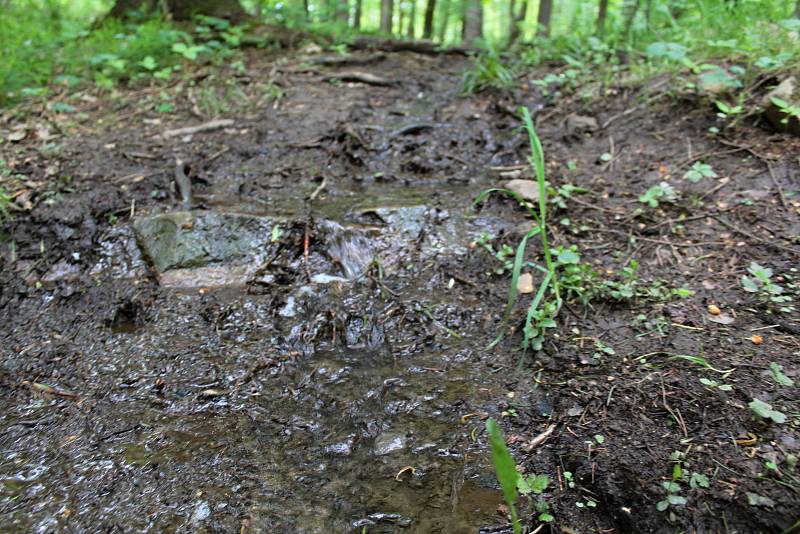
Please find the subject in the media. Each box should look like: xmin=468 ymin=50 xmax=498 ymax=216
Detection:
xmin=462 ymin=0 xmax=483 ymax=44
xmin=596 ymin=0 xmax=608 ymax=36
xmin=437 ymin=0 xmax=450 ymax=41
xmin=303 ymin=0 xmax=310 ymax=20
xmin=407 ymin=0 xmax=417 ymax=38
xmin=399 ymin=2 xmax=407 ymax=34
xmin=623 ymin=0 xmax=640 ymax=40
xmin=423 ymin=0 xmax=437 ymax=39
xmin=509 ymin=0 xmax=528 ymax=45
xmin=354 ymin=0 xmax=362 ymax=29
xmin=380 ymin=0 xmax=394 ymax=33
xmin=795 ymin=0 xmax=799 ymax=17
xmin=536 ymin=0 xmax=553 ymax=36
xmin=337 ymin=0 xmax=349 ymax=24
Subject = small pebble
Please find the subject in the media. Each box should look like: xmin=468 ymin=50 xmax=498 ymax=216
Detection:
xmin=708 ymin=304 xmax=721 ymax=315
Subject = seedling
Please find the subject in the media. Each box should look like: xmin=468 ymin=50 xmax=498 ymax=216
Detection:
xmin=0 ymin=186 xmax=11 ymax=220
xmin=593 ymin=341 xmax=615 ymax=361
xmin=699 ymin=378 xmax=732 ymax=391
xmin=683 ymin=162 xmax=717 ymax=183
xmin=575 ymin=499 xmax=597 ymax=508
xmin=714 ymin=100 xmax=744 ymax=119
xmin=770 ymin=97 xmax=800 ymax=125
xmin=486 ymin=419 xmax=553 ymax=531
xmin=657 ymin=481 xmax=687 ymax=511
xmin=749 ymin=398 xmax=787 ymax=424
xmin=462 ymin=47 xmax=515 ymax=94
xmin=741 ymin=262 xmax=795 ymax=313
xmin=769 ymin=362 xmax=794 ymax=387
xmin=639 ymin=182 xmax=677 ymax=208
xmin=689 ymin=472 xmax=710 ymax=489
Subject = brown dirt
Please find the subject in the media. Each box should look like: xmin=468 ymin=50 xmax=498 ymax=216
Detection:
xmin=1 ymin=45 xmax=799 ymax=533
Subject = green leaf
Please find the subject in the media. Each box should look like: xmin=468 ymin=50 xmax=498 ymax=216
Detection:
xmin=689 ymin=473 xmax=710 ymax=489
xmin=741 ymin=276 xmax=759 ymax=293
xmin=486 ymin=419 xmax=521 ymax=534
xmin=749 ymin=398 xmax=787 ymax=424
xmin=594 ymin=434 xmax=605 ymax=444
xmin=746 ymin=492 xmax=775 ymax=507
xmin=518 ymin=474 xmax=549 ymax=495
xmin=656 ymin=500 xmax=670 ymax=511
xmin=139 ymin=56 xmax=157 ymax=71
xmin=646 ymin=42 xmax=687 ymax=61
xmin=769 ymin=362 xmax=794 ymax=387
xmin=667 ymin=495 xmax=687 ymax=506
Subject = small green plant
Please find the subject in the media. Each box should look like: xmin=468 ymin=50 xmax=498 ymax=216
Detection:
xmin=593 ymin=340 xmax=615 ymax=361
xmin=0 ymin=186 xmax=12 ymax=220
xmin=486 ymin=418 xmax=553 ymax=532
xmin=770 ymin=97 xmax=800 ymax=125
xmin=475 ymin=107 xmax=561 ymax=352
xmin=463 ymin=47 xmax=515 ymax=93
xmin=699 ymin=378 xmax=732 ymax=391
xmin=639 ymin=182 xmax=678 ymax=208
xmin=769 ymin=362 xmax=794 ymax=387
xmin=689 ymin=472 xmax=710 ymax=489
xmin=476 ymin=233 xmax=516 ymax=276
xmin=657 ymin=480 xmax=687 ymax=511
xmin=749 ymin=399 xmax=787 ymax=424
xmin=683 ymin=162 xmax=717 ymax=183
xmin=741 ymin=262 xmax=795 ymax=313
xmin=714 ymin=100 xmax=744 ymax=119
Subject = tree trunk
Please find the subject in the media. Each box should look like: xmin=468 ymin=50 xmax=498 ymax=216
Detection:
xmin=508 ymin=0 xmax=528 ymax=45
xmin=407 ymin=0 xmax=417 ymax=38
xmin=596 ymin=0 xmax=608 ymax=37
xmin=462 ymin=0 xmax=483 ymax=44
xmin=108 ymin=0 xmax=246 ymax=21
xmin=537 ymin=0 xmax=553 ymax=36
xmin=423 ymin=0 xmax=436 ymax=39
xmin=337 ymin=0 xmax=349 ymax=24
xmin=380 ymin=0 xmax=394 ymax=33
xmin=354 ymin=0 xmax=362 ymax=29
xmin=623 ymin=0 xmax=640 ymax=40
xmin=795 ymin=0 xmax=799 ymax=17
xmin=437 ymin=0 xmax=450 ymax=42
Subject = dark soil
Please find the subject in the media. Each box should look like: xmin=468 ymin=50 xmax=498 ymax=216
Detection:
xmin=1 ymin=45 xmax=799 ymax=533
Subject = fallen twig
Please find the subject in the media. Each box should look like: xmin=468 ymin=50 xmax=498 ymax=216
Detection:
xmin=522 ymin=424 xmax=556 ymax=452
xmin=162 ymin=119 xmax=234 ymax=139
xmin=324 ymin=71 xmax=396 ymax=87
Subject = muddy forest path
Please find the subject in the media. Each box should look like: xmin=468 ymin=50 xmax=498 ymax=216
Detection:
xmin=1 ymin=49 xmax=799 ymax=533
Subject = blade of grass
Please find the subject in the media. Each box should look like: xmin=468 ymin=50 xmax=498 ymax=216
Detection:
xmin=487 ymin=226 xmax=542 ymax=349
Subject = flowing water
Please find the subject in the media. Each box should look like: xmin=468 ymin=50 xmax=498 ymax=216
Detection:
xmin=1 ymin=183 xmax=524 ymax=532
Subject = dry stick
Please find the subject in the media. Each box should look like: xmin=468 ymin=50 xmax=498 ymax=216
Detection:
xmin=308 ymin=177 xmax=327 ymax=202
xmin=323 ymin=71 xmax=396 ymax=86
xmin=766 ymin=160 xmax=788 ymax=210
xmin=522 ymin=424 xmax=557 ymax=452
xmin=162 ymin=119 xmax=234 ymax=139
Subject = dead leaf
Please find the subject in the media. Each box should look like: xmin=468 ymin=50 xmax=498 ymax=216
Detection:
xmin=708 ymin=314 xmax=735 ymax=325
xmin=7 ymin=129 xmax=26 ymax=142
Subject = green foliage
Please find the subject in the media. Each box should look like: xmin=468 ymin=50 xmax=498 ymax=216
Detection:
xmin=639 ymin=182 xmax=678 ymax=208
xmin=770 ymin=97 xmax=800 ymax=125
xmin=0 ymin=186 xmax=12 ymax=221
xmin=683 ymin=162 xmax=717 ymax=183
xmin=769 ymin=362 xmax=794 ymax=387
xmin=462 ymin=48 xmax=515 ymax=94
xmin=748 ymin=398 xmax=787 ymax=424
xmin=486 ymin=418 xmax=522 ymax=534
xmin=741 ymin=262 xmax=795 ymax=313
xmin=486 ymin=418 xmax=553 ymax=530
